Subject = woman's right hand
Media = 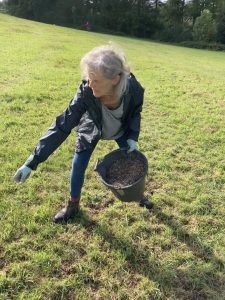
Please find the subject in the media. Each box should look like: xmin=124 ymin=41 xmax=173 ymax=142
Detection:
xmin=14 ymin=165 xmax=32 ymax=183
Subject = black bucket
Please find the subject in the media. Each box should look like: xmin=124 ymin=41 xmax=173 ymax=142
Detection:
xmin=95 ymin=149 xmax=148 ymax=202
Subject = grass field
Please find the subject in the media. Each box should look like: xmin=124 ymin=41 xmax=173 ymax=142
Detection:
xmin=0 ymin=13 xmax=225 ymax=300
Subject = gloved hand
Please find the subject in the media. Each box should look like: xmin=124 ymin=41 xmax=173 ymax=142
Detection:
xmin=14 ymin=165 xmax=32 ymax=183
xmin=127 ymin=139 xmax=138 ymax=153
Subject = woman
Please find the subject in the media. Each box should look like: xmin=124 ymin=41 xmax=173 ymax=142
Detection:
xmin=14 ymin=44 xmax=153 ymax=223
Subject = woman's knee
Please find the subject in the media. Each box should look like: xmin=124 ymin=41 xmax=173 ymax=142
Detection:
xmin=72 ymin=148 xmax=94 ymax=170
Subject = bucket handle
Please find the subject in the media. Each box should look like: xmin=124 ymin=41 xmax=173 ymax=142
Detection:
xmin=94 ymin=159 xmax=100 ymax=172
xmin=94 ymin=158 xmax=104 ymax=172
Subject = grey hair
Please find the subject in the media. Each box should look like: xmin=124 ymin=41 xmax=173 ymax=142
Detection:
xmin=80 ymin=44 xmax=130 ymax=99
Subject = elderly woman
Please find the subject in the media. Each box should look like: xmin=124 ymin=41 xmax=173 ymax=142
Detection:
xmin=14 ymin=45 xmax=153 ymax=223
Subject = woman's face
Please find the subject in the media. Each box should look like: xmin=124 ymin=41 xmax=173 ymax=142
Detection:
xmin=88 ymin=71 xmax=120 ymax=98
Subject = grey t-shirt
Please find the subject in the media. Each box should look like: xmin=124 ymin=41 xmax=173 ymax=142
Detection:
xmin=101 ymin=100 xmax=125 ymax=140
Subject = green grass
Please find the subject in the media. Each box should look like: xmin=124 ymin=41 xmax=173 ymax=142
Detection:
xmin=0 ymin=13 xmax=225 ymax=300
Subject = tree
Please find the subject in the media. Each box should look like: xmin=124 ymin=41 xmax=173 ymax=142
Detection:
xmin=193 ymin=9 xmax=217 ymax=41
xmin=158 ymin=0 xmax=192 ymax=41
xmin=215 ymin=0 xmax=225 ymax=43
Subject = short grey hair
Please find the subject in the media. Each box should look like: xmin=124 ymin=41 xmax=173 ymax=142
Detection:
xmin=80 ymin=44 xmax=130 ymax=99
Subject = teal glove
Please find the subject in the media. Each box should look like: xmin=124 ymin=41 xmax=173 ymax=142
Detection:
xmin=14 ymin=165 xmax=32 ymax=183
xmin=127 ymin=139 xmax=138 ymax=153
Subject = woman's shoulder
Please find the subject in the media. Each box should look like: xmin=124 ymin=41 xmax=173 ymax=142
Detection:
xmin=76 ymin=80 xmax=95 ymax=99
xmin=128 ymin=73 xmax=144 ymax=93
xmin=80 ymin=80 xmax=91 ymax=93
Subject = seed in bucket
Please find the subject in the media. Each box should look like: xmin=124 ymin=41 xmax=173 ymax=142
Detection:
xmin=105 ymin=152 xmax=146 ymax=188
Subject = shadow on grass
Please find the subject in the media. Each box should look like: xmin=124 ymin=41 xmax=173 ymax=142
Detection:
xmin=65 ymin=207 xmax=224 ymax=300
xmin=153 ymin=206 xmax=224 ymax=270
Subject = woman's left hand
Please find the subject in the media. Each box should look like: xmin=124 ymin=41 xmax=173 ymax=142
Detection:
xmin=127 ymin=139 xmax=138 ymax=153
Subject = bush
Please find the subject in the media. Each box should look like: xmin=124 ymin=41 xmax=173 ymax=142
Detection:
xmin=217 ymin=13 xmax=225 ymax=44
xmin=193 ymin=10 xmax=217 ymax=42
xmin=179 ymin=41 xmax=225 ymax=51
xmin=155 ymin=24 xmax=192 ymax=43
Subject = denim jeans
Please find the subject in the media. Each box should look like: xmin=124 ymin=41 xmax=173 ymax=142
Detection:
xmin=70 ymin=134 xmax=128 ymax=198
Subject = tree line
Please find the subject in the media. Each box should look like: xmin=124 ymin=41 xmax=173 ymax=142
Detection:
xmin=2 ymin=0 xmax=225 ymax=46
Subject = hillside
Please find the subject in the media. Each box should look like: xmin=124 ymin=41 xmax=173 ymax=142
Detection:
xmin=0 ymin=13 xmax=225 ymax=300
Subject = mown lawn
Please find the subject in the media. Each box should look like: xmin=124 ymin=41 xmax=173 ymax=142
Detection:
xmin=0 ymin=13 xmax=225 ymax=300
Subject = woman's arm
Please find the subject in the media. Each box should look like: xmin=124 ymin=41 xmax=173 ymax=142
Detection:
xmin=126 ymin=75 xmax=144 ymax=142
xmin=25 ymin=87 xmax=87 ymax=170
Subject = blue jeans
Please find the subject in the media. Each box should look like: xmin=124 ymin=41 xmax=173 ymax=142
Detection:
xmin=70 ymin=134 xmax=128 ymax=198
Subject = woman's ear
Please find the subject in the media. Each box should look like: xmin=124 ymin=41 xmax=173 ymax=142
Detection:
xmin=112 ymin=74 xmax=121 ymax=86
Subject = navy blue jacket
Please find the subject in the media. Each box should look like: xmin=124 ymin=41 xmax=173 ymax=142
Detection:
xmin=25 ymin=73 xmax=144 ymax=170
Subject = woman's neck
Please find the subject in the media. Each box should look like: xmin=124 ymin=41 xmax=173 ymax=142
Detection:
xmin=100 ymin=95 xmax=121 ymax=109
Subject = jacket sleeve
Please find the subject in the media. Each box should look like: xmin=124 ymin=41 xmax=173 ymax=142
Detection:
xmin=25 ymin=86 xmax=86 ymax=170
xmin=127 ymin=77 xmax=144 ymax=141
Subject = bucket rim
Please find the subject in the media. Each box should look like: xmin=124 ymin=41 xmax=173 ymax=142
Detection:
xmin=96 ymin=149 xmax=148 ymax=190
